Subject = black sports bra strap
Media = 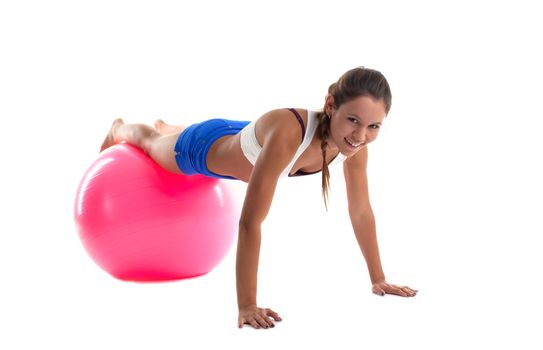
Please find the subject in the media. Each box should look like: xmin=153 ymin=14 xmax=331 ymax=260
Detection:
xmin=286 ymin=108 xmax=306 ymax=143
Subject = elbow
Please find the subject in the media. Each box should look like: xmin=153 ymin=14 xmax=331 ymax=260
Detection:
xmin=348 ymin=206 xmax=374 ymax=222
xmin=238 ymin=217 xmax=261 ymax=234
xmin=239 ymin=205 xmax=268 ymax=232
xmin=237 ymin=219 xmax=262 ymax=244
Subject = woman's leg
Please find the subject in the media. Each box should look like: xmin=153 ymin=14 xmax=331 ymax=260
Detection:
xmin=154 ymin=119 xmax=186 ymax=134
xmin=100 ymin=118 xmax=185 ymax=174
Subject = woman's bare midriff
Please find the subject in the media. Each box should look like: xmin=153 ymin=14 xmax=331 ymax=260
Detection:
xmin=206 ymin=133 xmax=254 ymax=182
xmin=205 ymin=109 xmax=340 ymax=183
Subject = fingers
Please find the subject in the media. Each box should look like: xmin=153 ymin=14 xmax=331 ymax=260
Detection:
xmin=239 ymin=317 xmax=265 ymax=329
xmin=250 ymin=318 xmax=264 ymax=329
xmin=373 ymin=282 xmax=419 ymax=297
xmin=242 ymin=316 xmax=273 ymax=329
xmin=393 ymin=284 xmax=417 ymax=297
xmin=255 ymin=314 xmax=275 ymax=329
xmin=384 ymin=284 xmax=414 ymax=297
xmin=239 ymin=308 xmax=281 ymax=329
xmin=401 ymin=286 xmax=418 ymax=297
xmin=265 ymin=308 xmax=283 ymax=322
xmin=372 ymin=284 xmax=386 ymax=296
xmin=389 ymin=284 xmax=409 ymax=297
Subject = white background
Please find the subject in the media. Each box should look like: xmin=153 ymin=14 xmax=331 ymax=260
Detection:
xmin=1 ymin=0 xmax=542 ymax=348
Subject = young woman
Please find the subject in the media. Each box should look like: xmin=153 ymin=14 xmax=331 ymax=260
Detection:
xmin=100 ymin=67 xmax=418 ymax=329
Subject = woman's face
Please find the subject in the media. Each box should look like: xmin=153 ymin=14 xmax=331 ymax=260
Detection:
xmin=326 ymin=95 xmax=387 ymax=156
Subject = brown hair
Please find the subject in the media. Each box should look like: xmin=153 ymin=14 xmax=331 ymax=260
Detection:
xmin=316 ymin=66 xmax=392 ymax=210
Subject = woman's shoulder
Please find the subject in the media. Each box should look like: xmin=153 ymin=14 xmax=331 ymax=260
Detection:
xmin=254 ymin=108 xmax=309 ymax=144
xmin=257 ymin=107 xmax=308 ymax=125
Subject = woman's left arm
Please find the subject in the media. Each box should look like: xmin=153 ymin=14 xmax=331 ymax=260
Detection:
xmin=343 ymin=147 xmax=418 ymax=297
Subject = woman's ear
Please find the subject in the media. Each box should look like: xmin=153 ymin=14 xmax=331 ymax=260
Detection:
xmin=324 ymin=94 xmax=335 ymax=116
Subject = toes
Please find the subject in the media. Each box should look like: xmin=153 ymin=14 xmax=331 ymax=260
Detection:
xmin=100 ymin=118 xmax=124 ymax=152
xmin=154 ymin=119 xmax=165 ymax=130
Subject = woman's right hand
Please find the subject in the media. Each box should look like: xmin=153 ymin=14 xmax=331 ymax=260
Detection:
xmin=238 ymin=305 xmax=282 ymax=329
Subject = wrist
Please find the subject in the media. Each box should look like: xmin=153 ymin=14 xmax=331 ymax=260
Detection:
xmin=371 ymin=274 xmax=385 ymax=285
xmin=238 ymin=302 xmax=257 ymax=310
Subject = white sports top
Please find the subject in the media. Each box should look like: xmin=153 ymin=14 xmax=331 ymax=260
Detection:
xmin=239 ymin=109 xmax=347 ymax=177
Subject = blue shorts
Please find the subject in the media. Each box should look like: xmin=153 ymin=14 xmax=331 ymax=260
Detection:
xmin=174 ymin=118 xmax=250 ymax=180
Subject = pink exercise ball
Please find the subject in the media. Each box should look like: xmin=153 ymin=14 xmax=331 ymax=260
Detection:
xmin=74 ymin=143 xmax=239 ymax=282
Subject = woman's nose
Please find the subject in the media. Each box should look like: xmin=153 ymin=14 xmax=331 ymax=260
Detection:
xmin=353 ymin=129 xmax=367 ymax=142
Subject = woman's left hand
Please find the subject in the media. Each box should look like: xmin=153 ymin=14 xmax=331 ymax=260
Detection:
xmin=372 ymin=280 xmax=418 ymax=297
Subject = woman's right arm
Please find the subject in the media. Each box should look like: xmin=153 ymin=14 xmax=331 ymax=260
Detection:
xmin=236 ymin=110 xmax=301 ymax=329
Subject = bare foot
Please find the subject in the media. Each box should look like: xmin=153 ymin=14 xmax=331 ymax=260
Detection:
xmin=154 ymin=119 xmax=167 ymax=133
xmin=154 ymin=119 xmax=185 ymax=134
xmin=100 ymin=118 xmax=124 ymax=152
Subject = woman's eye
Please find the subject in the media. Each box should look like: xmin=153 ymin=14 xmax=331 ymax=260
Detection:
xmin=348 ymin=117 xmax=359 ymax=124
xmin=369 ymin=124 xmax=380 ymax=130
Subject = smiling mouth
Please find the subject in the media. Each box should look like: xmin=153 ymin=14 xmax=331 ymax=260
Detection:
xmin=344 ymin=137 xmax=364 ymax=148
